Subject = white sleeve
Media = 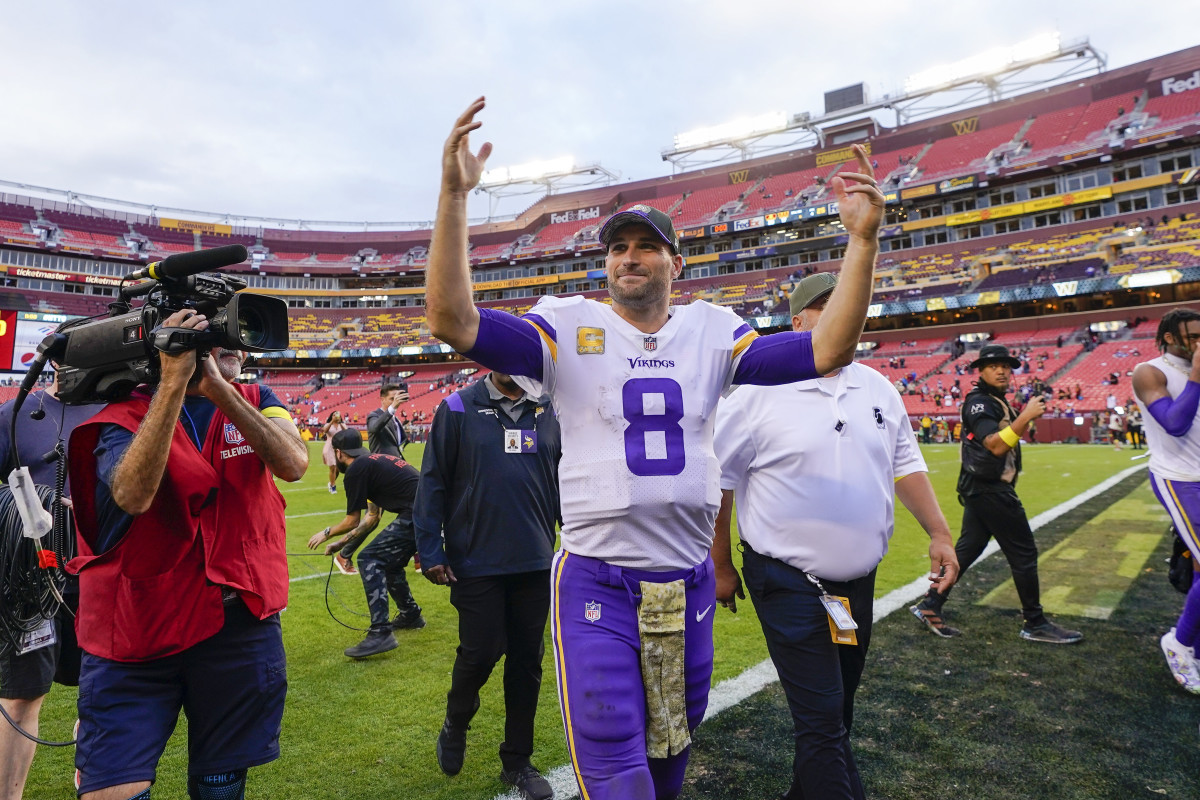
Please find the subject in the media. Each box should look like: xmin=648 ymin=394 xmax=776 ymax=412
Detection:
xmin=888 ymin=379 xmax=926 ymax=478
xmin=714 ymin=389 xmax=756 ymax=491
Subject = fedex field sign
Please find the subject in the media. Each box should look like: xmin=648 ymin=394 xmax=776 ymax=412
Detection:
xmin=1162 ymin=70 xmax=1200 ymax=96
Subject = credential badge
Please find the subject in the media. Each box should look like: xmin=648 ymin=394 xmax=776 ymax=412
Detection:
xmin=584 ymin=601 xmax=602 ymax=623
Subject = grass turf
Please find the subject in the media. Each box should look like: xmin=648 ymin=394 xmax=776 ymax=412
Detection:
xmin=686 ymin=470 xmax=1200 ymax=800
xmin=21 ymin=442 xmax=1156 ymax=798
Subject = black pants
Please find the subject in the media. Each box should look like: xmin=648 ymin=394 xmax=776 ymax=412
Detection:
xmin=742 ymin=543 xmax=873 ymax=800
xmin=358 ymin=518 xmax=420 ymax=630
xmin=936 ymin=490 xmax=1042 ymax=622
xmin=446 ymin=571 xmax=550 ymax=772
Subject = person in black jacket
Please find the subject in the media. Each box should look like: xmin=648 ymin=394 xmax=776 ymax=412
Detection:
xmin=367 ymin=383 xmax=409 ymax=457
xmin=911 ymin=344 xmax=1082 ymax=644
xmin=414 ymin=372 xmax=561 ymax=800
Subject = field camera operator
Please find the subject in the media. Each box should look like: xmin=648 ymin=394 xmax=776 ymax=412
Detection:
xmin=66 ymin=307 xmax=307 ymax=800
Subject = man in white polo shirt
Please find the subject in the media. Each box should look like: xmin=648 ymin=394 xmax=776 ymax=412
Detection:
xmin=712 ymin=272 xmax=959 ymax=800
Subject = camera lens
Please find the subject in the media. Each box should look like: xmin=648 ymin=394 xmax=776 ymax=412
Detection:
xmin=238 ymin=306 xmax=266 ymax=348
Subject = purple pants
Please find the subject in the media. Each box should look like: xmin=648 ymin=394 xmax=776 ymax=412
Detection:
xmin=1150 ymin=472 xmax=1200 ymax=648
xmin=550 ymin=551 xmax=715 ymax=800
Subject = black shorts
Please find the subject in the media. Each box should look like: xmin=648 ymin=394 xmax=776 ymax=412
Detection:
xmin=0 ymin=593 xmax=80 ymax=700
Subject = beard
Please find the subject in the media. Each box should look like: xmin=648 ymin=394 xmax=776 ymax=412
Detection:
xmin=337 ymin=460 xmax=349 ymax=474
xmin=213 ymin=348 xmax=246 ymax=381
xmin=608 ymin=270 xmax=670 ymax=310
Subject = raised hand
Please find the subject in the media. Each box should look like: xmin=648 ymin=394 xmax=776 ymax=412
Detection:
xmin=442 ymin=97 xmax=494 ymax=194
xmin=831 ymin=144 xmax=885 ymax=242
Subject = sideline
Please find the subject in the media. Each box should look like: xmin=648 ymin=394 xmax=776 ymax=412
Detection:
xmin=490 ymin=463 xmax=1148 ymax=800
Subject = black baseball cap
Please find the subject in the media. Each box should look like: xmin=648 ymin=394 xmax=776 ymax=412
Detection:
xmin=598 ymin=204 xmax=680 ymax=254
xmin=331 ymin=428 xmax=370 ymax=458
xmin=969 ymin=343 xmax=1022 ymax=370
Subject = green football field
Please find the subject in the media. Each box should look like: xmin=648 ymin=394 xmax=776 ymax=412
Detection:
xmin=22 ymin=442 xmax=1172 ymax=799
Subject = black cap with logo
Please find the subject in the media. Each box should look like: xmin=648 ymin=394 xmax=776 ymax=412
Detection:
xmin=598 ymin=204 xmax=680 ymax=254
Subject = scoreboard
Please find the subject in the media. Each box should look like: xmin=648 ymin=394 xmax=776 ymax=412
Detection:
xmin=0 ymin=311 xmax=73 ymax=373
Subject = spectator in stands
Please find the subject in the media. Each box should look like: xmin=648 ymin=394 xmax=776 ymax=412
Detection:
xmin=308 ymin=428 xmax=425 ymax=659
xmin=415 ymin=372 xmax=561 ymax=799
xmin=321 ymin=411 xmax=348 ymax=496
xmin=713 ymin=273 xmax=958 ymax=800
xmin=911 ymin=344 xmax=1083 ymax=644
xmin=1132 ymin=310 xmax=1200 ymax=693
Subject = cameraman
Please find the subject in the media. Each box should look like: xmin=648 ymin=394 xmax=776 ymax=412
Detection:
xmin=67 ymin=308 xmax=307 ymax=800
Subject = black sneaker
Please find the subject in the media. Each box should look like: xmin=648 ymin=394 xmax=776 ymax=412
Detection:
xmin=500 ymin=764 xmax=553 ymax=800
xmin=391 ymin=610 xmax=426 ymax=631
xmin=909 ymin=602 xmax=960 ymax=638
xmin=436 ymin=718 xmax=468 ymax=776
xmin=1020 ymin=619 xmax=1082 ymax=644
xmin=343 ymin=629 xmax=399 ymax=659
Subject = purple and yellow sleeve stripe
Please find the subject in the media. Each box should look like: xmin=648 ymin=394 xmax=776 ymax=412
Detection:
xmin=462 ymin=308 xmax=550 ymax=381
xmin=732 ymin=322 xmax=758 ymax=359
xmin=523 ymin=312 xmax=558 ymax=362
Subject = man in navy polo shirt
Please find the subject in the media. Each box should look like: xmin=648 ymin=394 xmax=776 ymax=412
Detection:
xmin=68 ymin=308 xmax=307 ymax=800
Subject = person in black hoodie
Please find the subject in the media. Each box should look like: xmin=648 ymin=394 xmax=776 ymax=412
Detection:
xmin=911 ymin=344 xmax=1082 ymax=644
xmin=415 ymin=372 xmax=561 ymax=800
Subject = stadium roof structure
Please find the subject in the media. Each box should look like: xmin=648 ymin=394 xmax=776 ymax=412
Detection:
xmin=660 ymin=33 xmax=1107 ymax=172
xmin=475 ymin=158 xmax=619 ymax=220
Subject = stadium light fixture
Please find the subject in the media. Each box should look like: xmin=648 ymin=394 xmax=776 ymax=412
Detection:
xmin=904 ymin=32 xmax=1062 ymax=93
xmin=480 ymin=157 xmax=576 ymax=188
xmin=673 ymin=111 xmax=790 ymax=151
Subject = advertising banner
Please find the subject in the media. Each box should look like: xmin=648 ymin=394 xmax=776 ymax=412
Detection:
xmin=900 ymin=183 xmax=938 ymax=200
xmin=938 ymin=176 xmax=976 ymax=193
xmin=159 ymin=218 xmax=234 ymax=236
xmin=816 ymin=143 xmax=872 ymax=168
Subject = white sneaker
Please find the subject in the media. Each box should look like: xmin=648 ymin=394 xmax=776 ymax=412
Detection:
xmin=1160 ymin=628 xmax=1200 ymax=694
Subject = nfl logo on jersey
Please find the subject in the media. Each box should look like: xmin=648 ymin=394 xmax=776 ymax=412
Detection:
xmin=643 ymin=337 xmax=657 ymax=352
xmin=224 ymin=423 xmax=245 ymax=445
xmin=584 ymin=601 xmax=602 ymax=623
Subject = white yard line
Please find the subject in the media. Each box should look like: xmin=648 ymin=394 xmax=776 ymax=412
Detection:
xmin=491 ymin=463 xmax=1148 ymax=800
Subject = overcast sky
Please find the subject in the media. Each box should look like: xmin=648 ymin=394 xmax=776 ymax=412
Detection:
xmin=1 ymin=1 xmax=1196 ymax=227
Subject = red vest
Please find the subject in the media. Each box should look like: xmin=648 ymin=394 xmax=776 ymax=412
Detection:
xmin=68 ymin=384 xmax=290 ymax=662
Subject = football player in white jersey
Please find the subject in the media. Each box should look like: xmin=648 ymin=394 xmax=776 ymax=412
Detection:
xmin=426 ymin=98 xmax=884 ymax=800
xmin=1133 ymin=308 xmax=1200 ymax=693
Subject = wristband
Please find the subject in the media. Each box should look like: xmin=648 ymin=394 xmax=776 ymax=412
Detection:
xmin=998 ymin=426 xmax=1020 ymax=447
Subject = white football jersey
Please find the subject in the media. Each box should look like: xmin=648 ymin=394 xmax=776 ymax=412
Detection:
xmin=512 ymin=295 xmax=759 ymax=570
xmin=1135 ymin=354 xmax=1200 ymax=481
